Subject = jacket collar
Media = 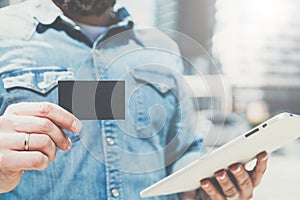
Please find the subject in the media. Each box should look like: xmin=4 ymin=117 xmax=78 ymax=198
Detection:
xmin=31 ymin=0 xmax=63 ymax=25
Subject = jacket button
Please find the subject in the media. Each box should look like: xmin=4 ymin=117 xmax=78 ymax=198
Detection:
xmin=111 ymin=189 xmax=120 ymax=198
xmin=107 ymin=137 xmax=115 ymax=145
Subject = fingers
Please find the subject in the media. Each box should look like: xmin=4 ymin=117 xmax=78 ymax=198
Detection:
xmin=200 ymin=179 xmax=225 ymax=200
xmin=0 ymin=133 xmax=57 ymax=161
xmin=1 ymin=151 xmax=49 ymax=171
xmin=201 ymin=168 xmax=254 ymax=200
xmin=215 ymin=170 xmax=239 ymax=198
xmin=5 ymin=102 xmax=82 ymax=133
xmin=251 ymin=151 xmax=268 ymax=187
xmin=22 ymin=134 xmax=57 ymax=162
xmin=230 ymin=164 xmax=253 ymax=198
xmin=7 ymin=115 xmax=71 ymax=151
xmin=201 ymin=152 xmax=268 ymax=200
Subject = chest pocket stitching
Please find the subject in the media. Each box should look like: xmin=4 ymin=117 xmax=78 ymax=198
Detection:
xmin=1 ymin=67 xmax=74 ymax=95
xmin=130 ymin=68 xmax=177 ymax=95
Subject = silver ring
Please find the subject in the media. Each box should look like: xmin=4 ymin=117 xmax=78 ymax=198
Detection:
xmin=226 ymin=191 xmax=239 ymax=200
xmin=24 ymin=133 xmax=31 ymax=151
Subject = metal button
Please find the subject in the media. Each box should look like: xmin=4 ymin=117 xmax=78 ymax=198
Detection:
xmin=74 ymin=25 xmax=81 ymax=30
xmin=107 ymin=137 xmax=115 ymax=145
xmin=111 ymin=189 xmax=120 ymax=198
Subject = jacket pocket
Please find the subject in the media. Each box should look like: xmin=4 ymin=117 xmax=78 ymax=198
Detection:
xmin=0 ymin=66 xmax=74 ymax=114
xmin=130 ymin=68 xmax=177 ymax=96
xmin=126 ymin=68 xmax=178 ymax=138
xmin=1 ymin=66 xmax=74 ymax=94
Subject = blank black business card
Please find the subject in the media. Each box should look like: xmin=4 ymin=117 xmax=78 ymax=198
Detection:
xmin=58 ymin=81 xmax=125 ymax=120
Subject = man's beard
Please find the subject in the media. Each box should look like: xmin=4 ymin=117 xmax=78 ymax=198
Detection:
xmin=56 ymin=0 xmax=116 ymax=17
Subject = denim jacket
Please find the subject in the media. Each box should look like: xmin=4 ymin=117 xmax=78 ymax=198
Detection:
xmin=0 ymin=1 xmax=204 ymax=199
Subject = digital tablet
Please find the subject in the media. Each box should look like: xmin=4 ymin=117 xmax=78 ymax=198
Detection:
xmin=140 ymin=112 xmax=300 ymax=198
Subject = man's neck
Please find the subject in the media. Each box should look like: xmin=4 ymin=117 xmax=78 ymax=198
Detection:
xmin=52 ymin=0 xmax=116 ymax=26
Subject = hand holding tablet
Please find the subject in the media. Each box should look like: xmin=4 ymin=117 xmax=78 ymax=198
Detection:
xmin=141 ymin=112 xmax=300 ymax=198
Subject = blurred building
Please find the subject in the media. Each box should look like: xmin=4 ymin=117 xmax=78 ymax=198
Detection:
xmin=213 ymin=0 xmax=300 ymax=120
xmin=125 ymin=0 xmax=216 ymax=75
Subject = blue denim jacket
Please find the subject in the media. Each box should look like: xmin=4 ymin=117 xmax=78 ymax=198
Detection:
xmin=0 ymin=1 xmax=203 ymax=199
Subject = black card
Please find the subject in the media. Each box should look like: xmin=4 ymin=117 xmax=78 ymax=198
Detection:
xmin=58 ymin=81 xmax=125 ymax=120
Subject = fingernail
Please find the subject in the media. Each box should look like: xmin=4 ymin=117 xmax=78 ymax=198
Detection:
xmin=232 ymin=165 xmax=241 ymax=174
xmin=200 ymin=181 xmax=209 ymax=188
xmin=65 ymin=138 xmax=72 ymax=151
xmin=72 ymin=118 xmax=83 ymax=132
xmin=216 ymin=171 xmax=226 ymax=181
xmin=262 ymin=154 xmax=268 ymax=161
xmin=219 ymin=173 xmax=226 ymax=180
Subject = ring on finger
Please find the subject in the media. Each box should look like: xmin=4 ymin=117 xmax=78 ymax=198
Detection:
xmin=226 ymin=191 xmax=239 ymax=200
xmin=24 ymin=133 xmax=31 ymax=151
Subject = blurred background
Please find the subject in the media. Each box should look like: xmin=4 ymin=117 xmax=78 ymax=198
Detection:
xmin=2 ymin=0 xmax=300 ymax=199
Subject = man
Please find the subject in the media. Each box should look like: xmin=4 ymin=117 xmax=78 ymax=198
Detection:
xmin=0 ymin=0 xmax=268 ymax=199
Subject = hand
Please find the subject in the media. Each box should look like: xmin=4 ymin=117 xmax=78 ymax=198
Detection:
xmin=0 ymin=102 xmax=82 ymax=193
xmin=200 ymin=152 xmax=268 ymax=200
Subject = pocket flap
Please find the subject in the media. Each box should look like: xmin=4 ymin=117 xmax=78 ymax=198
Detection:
xmin=130 ymin=68 xmax=177 ymax=95
xmin=1 ymin=66 xmax=74 ymax=94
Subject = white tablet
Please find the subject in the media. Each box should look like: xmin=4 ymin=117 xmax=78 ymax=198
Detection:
xmin=140 ymin=112 xmax=300 ymax=198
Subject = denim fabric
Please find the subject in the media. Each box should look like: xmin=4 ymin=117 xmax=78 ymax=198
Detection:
xmin=0 ymin=1 xmax=204 ymax=199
